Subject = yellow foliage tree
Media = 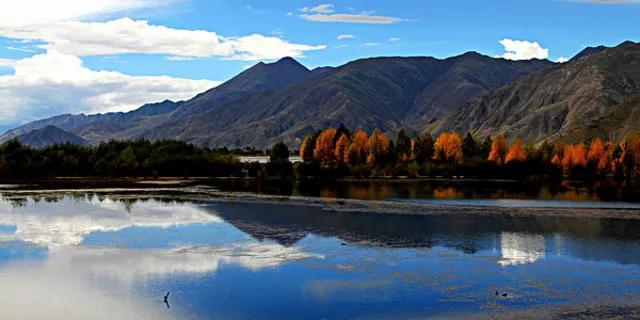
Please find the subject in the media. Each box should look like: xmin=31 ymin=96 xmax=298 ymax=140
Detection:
xmin=434 ymin=132 xmax=463 ymax=162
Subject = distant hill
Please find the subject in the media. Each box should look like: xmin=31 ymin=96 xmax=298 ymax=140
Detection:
xmin=0 ymin=100 xmax=182 ymax=145
xmin=14 ymin=125 xmax=89 ymax=148
xmin=428 ymin=41 xmax=640 ymax=143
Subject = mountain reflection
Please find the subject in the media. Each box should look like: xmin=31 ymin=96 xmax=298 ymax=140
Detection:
xmin=208 ymin=201 xmax=640 ymax=266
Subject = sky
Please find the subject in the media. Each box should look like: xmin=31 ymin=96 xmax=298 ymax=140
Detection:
xmin=0 ymin=0 xmax=638 ymax=132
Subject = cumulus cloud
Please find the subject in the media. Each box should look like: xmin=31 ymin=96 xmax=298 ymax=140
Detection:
xmin=556 ymin=56 xmax=569 ymax=63
xmin=0 ymin=50 xmax=219 ymax=127
xmin=299 ymin=3 xmax=403 ymax=24
xmin=499 ymin=38 xmax=550 ymax=60
xmin=0 ymin=18 xmax=325 ymax=60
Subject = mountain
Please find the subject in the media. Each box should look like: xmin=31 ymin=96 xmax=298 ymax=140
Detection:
xmin=2 ymin=52 xmax=554 ymax=148
xmin=563 ymin=92 xmax=640 ymax=142
xmin=428 ymin=41 xmax=640 ymax=143
xmin=572 ymin=45 xmax=608 ymax=61
xmin=0 ymin=100 xmax=183 ymax=145
xmin=14 ymin=125 xmax=89 ymax=148
xmin=137 ymin=52 xmax=551 ymax=147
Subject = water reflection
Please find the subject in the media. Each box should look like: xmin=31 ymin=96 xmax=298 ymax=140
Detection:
xmin=499 ymin=232 xmax=546 ymax=266
xmin=0 ymin=193 xmax=639 ymax=319
xmin=210 ymin=179 xmax=640 ymax=203
xmin=210 ymin=201 xmax=640 ymax=266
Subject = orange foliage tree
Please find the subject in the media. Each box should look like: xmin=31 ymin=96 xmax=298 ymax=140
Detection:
xmin=505 ymin=137 xmax=527 ymax=163
xmin=345 ymin=129 xmax=370 ymax=165
xmin=334 ymin=134 xmax=349 ymax=164
xmin=587 ymin=138 xmax=609 ymax=173
xmin=488 ymin=135 xmax=508 ymax=164
xmin=367 ymin=129 xmax=391 ymax=167
xmin=561 ymin=143 xmax=587 ymax=172
xmin=313 ymin=128 xmax=337 ymax=164
xmin=434 ymin=132 xmax=463 ymax=162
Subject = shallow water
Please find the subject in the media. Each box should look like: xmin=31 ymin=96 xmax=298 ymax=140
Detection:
xmin=0 ymin=193 xmax=639 ymax=319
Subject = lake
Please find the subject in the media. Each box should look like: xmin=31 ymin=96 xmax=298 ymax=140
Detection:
xmin=0 ymin=186 xmax=639 ymax=319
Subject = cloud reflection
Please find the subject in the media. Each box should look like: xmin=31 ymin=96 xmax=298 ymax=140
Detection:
xmin=0 ymin=197 xmax=221 ymax=247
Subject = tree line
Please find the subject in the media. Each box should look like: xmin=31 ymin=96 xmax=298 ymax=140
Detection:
xmin=295 ymin=126 xmax=640 ymax=181
xmin=0 ymin=139 xmax=242 ymax=179
xmin=2 ymin=127 xmax=639 ymax=182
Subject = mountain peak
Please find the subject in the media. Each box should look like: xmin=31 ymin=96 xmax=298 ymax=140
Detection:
xmin=572 ymin=45 xmax=608 ymax=60
xmin=15 ymin=125 xmax=89 ymax=148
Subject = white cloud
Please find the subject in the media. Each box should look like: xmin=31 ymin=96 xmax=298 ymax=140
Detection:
xmin=299 ymin=3 xmax=403 ymax=24
xmin=364 ymin=42 xmax=382 ymax=46
xmin=388 ymin=37 xmax=402 ymax=42
xmin=224 ymin=34 xmax=326 ymax=61
xmin=0 ymin=50 xmax=219 ymax=127
xmin=556 ymin=56 xmax=569 ymax=63
xmin=0 ymin=0 xmax=176 ymax=24
xmin=337 ymin=34 xmax=355 ymax=40
xmin=0 ymin=18 xmax=325 ymax=61
xmin=499 ymin=38 xmax=550 ymax=60
xmin=300 ymin=3 xmax=335 ymax=14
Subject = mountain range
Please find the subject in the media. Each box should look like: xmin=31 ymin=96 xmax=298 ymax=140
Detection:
xmin=2 ymin=41 xmax=639 ymax=148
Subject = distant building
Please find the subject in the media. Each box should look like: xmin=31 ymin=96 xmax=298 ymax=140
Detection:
xmin=238 ymin=156 xmax=303 ymax=164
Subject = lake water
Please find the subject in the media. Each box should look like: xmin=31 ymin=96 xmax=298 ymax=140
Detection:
xmin=0 ymin=191 xmax=640 ymax=319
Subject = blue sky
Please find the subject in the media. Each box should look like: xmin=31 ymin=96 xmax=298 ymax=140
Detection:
xmin=0 ymin=0 xmax=638 ymax=131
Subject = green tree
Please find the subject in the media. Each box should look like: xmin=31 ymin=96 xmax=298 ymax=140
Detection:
xmin=462 ymin=132 xmax=479 ymax=159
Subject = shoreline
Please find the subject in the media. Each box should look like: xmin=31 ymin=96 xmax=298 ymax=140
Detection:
xmin=1 ymin=185 xmax=640 ymax=220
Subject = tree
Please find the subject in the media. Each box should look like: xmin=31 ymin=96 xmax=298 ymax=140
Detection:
xmin=561 ymin=143 xmax=587 ymax=172
xmin=505 ymin=137 xmax=527 ymax=163
xmin=434 ymin=132 xmax=463 ymax=162
xmin=412 ymin=134 xmax=434 ymax=163
xmin=299 ymin=133 xmax=318 ymax=162
xmin=587 ymin=138 xmax=608 ymax=173
xmin=334 ymin=134 xmax=349 ymax=164
xmin=480 ymin=136 xmax=493 ymax=159
xmin=462 ymin=133 xmax=479 ymax=159
xmin=345 ymin=129 xmax=370 ymax=165
xmin=270 ymin=141 xmax=290 ymax=163
xmin=367 ymin=129 xmax=391 ymax=167
xmin=488 ymin=135 xmax=508 ymax=164
xmin=313 ymin=128 xmax=337 ymax=164
xmin=395 ymin=129 xmax=412 ymax=162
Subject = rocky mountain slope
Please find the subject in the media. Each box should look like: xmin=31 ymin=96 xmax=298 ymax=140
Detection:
xmin=3 ymin=51 xmax=556 ymax=148
xmin=428 ymin=41 xmax=640 ymax=143
xmin=13 ymin=125 xmax=89 ymax=148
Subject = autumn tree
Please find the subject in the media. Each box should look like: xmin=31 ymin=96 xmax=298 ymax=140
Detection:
xmin=313 ymin=128 xmax=337 ymax=164
xmin=561 ymin=143 xmax=587 ymax=173
xmin=299 ymin=132 xmax=318 ymax=162
xmin=488 ymin=135 xmax=508 ymax=164
xmin=412 ymin=134 xmax=434 ymax=163
xmin=587 ymin=138 xmax=608 ymax=174
xmin=505 ymin=137 xmax=527 ymax=163
xmin=434 ymin=132 xmax=463 ymax=162
xmin=334 ymin=134 xmax=349 ymax=164
xmin=479 ymin=136 xmax=493 ymax=159
xmin=345 ymin=129 xmax=370 ymax=165
xmin=367 ymin=129 xmax=391 ymax=167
